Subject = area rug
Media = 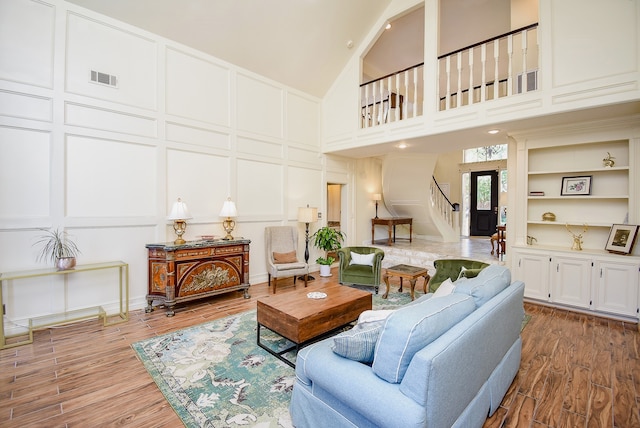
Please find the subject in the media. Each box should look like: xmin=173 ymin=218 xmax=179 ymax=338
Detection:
xmin=132 ymin=292 xmax=531 ymax=427
xmin=131 ymin=292 xmax=410 ymax=427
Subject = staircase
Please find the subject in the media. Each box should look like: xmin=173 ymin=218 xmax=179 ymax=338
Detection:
xmin=381 ymin=153 xmax=460 ymax=243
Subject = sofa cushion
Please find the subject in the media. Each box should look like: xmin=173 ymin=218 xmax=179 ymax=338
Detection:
xmin=350 ymin=251 xmax=375 ymax=266
xmin=453 ymin=264 xmax=511 ymax=306
xmin=273 ymin=250 xmax=298 ymax=264
xmin=433 ymin=278 xmax=455 ymax=297
xmin=372 ymin=293 xmax=476 ymax=383
xmin=331 ymin=321 xmax=384 ymax=363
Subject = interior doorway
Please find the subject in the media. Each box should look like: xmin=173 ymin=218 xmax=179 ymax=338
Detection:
xmin=327 ymin=184 xmax=342 ymax=231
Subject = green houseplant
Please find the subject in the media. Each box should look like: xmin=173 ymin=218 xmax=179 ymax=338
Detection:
xmin=312 ymin=226 xmax=345 ymax=276
xmin=34 ymin=228 xmax=80 ymax=270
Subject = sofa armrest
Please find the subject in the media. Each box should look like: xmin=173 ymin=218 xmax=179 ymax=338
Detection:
xmin=296 ymin=338 xmax=425 ymax=427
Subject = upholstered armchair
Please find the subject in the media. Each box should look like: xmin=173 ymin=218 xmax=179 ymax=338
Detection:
xmin=337 ymin=246 xmax=384 ymax=293
xmin=427 ymin=258 xmax=490 ymax=293
xmin=265 ymin=226 xmax=308 ymax=294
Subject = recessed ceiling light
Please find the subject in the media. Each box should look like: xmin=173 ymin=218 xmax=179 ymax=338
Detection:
xmin=398 ymin=143 xmax=407 ymax=149
xmin=487 ymin=129 xmax=500 ymax=134
xmin=385 ymin=23 xmax=392 ymax=30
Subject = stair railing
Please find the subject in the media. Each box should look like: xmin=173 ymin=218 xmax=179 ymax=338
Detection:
xmin=430 ymin=176 xmax=460 ymax=233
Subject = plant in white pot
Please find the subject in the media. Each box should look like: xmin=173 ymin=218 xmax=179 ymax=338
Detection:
xmin=34 ymin=228 xmax=80 ymax=271
xmin=312 ymin=226 xmax=345 ymax=277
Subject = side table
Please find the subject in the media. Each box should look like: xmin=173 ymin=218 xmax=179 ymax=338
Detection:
xmin=372 ymin=217 xmax=413 ymax=246
xmin=0 ymin=261 xmax=129 ymax=349
xmin=382 ymin=264 xmax=430 ymax=301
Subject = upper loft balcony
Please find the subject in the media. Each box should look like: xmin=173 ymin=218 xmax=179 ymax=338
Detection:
xmin=360 ymin=23 xmax=538 ymax=129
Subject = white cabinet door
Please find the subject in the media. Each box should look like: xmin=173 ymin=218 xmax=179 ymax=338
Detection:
xmin=514 ymin=249 xmax=550 ymax=301
xmin=593 ymin=260 xmax=639 ymax=318
xmin=550 ymin=256 xmax=591 ymax=308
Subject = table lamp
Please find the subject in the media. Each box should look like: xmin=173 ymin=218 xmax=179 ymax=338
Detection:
xmin=219 ymin=197 xmax=238 ymax=240
xmin=168 ymin=198 xmax=192 ymax=244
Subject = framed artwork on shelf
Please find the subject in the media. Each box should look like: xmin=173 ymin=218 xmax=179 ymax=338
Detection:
xmin=561 ymin=176 xmax=592 ymax=196
xmin=605 ymin=224 xmax=639 ymax=254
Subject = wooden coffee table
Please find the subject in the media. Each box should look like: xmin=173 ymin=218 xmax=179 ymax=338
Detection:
xmin=383 ymin=264 xmax=430 ymax=301
xmin=256 ymin=283 xmax=371 ymax=367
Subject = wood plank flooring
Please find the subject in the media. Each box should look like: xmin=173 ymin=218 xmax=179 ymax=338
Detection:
xmin=1 ymin=270 xmax=638 ymax=427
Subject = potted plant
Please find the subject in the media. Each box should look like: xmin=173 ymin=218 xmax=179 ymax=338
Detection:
xmin=34 ymin=228 xmax=80 ymax=270
xmin=312 ymin=226 xmax=345 ymax=277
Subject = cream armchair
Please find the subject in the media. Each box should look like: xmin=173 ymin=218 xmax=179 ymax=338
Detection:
xmin=265 ymin=226 xmax=308 ymax=294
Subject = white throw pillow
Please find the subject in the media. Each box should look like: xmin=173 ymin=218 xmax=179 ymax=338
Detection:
xmin=433 ymin=278 xmax=455 ymax=297
xmin=457 ymin=266 xmax=468 ymax=280
xmin=350 ymin=251 xmax=375 ymax=266
xmin=357 ymin=309 xmax=395 ymax=324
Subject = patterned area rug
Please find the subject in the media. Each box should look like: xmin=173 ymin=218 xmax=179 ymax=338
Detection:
xmin=132 ymin=291 xmax=530 ymax=427
xmin=131 ymin=292 xmax=411 ymax=427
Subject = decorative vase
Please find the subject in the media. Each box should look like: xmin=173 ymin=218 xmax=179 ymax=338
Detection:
xmin=319 ymin=264 xmax=332 ymax=277
xmin=56 ymin=257 xmax=76 ymax=271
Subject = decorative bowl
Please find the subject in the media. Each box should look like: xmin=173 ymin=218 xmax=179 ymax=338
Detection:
xmin=542 ymin=212 xmax=556 ymax=221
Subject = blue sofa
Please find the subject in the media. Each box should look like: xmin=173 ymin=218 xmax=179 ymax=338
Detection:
xmin=290 ymin=265 xmax=524 ymax=428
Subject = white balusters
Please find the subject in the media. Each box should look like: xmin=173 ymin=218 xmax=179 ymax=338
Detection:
xmin=521 ymin=28 xmax=528 ymax=93
xmin=507 ymin=34 xmax=513 ymax=96
xmin=493 ymin=39 xmax=500 ymax=100
xmin=468 ymin=47 xmax=474 ymax=106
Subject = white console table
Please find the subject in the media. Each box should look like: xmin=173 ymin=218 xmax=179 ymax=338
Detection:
xmin=0 ymin=261 xmax=129 ymax=349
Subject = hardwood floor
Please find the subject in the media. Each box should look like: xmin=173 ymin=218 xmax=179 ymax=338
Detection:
xmin=1 ymin=270 xmax=638 ymax=427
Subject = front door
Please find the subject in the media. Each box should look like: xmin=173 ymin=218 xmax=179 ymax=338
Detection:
xmin=470 ymin=170 xmax=498 ymax=236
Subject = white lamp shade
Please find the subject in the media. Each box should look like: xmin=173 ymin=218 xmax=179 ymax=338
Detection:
xmin=297 ymin=206 xmax=318 ymax=223
xmin=168 ymin=198 xmax=192 ymax=220
xmin=219 ymin=198 xmax=238 ymax=217
xmin=373 ymin=193 xmax=382 ymax=201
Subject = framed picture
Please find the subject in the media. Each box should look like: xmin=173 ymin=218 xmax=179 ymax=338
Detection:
xmin=605 ymin=224 xmax=639 ymax=254
xmin=561 ymin=176 xmax=592 ymax=196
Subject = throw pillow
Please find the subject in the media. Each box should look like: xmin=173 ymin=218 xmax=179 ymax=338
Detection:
xmin=331 ymin=321 xmax=384 ymax=363
xmin=433 ymin=278 xmax=455 ymax=297
xmin=458 ymin=267 xmax=484 ymax=280
xmin=349 ymin=251 xmax=375 ymax=266
xmin=372 ymin=293 xmax=476 ymax=383
xmin=357 ymin=309 xmax=395 ymax=324
xmin=273 ymin=251 xmax=298 ymax=264
xmin=453 ymin=264 xmax=511 ymax=306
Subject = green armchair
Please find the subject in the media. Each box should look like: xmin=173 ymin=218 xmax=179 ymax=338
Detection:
xmin=337 ymin=247 xmax=385 ymax=293
xmin=427 ymin=259 xmax=490 ymax=293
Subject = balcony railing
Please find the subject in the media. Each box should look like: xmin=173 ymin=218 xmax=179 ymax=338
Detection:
xmin=359 ymin=23 xmax=539 ymax=128
xmin=438 ymin=23 xmax=539 ymax=110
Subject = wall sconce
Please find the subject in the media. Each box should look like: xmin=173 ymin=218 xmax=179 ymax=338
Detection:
xmin=219 ymin=197 xmax=238 ymax=240
xmin=168 ymin=198 xmax=192 ymax=245
xmin=373 ymin=193 xmax=382 ymax=219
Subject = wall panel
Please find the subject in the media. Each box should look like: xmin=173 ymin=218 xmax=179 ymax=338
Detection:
xmin=165 ymin=48 xmax=231 ymax=126
xmin=66 ymin=135 xmax=156 ymax=217
xmin=0 ymin=126 xmax=50 ymax=219
xmin=166 ymin=148 xmax=230 ymax=220
xmin=0 ymin=0 xmax=55 ymax=88
xmin=237 ymin=136 xmax=283 ymax=159
xmin=65 ymin=12 xmax=157 ymax=110
xmin=166 ymin=122 xmax=230 ymax=150
xmin=288 ymin=166 xmax=323 ymax=218
xmin=237 ymin=74 xmax=283 ymax=138
xmin=287 ymin=92 xmax=319 ymax=146
xmin=237 ymin=160 xmax=283 ymax=217
xmin=65 ymin=103 xmax=157 ymax=137
xmin=0 ymin=90 xmax=52 ymax=122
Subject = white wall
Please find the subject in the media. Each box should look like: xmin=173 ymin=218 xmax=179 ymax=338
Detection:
xmin=0 ymin=0 xmax=348 ymax=326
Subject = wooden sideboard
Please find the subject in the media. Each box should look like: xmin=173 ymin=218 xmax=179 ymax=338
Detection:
xmin=145 ymin=239 xmax=251 ymax=316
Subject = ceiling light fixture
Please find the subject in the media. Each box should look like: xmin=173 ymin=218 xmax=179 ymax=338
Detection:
xmin=488 ymin=129 xmax=500 ymax=134
xmin=385 ymin=23 xmax=392 ymax=30
xmin=398 ymin=143 xmax=407 ymax=149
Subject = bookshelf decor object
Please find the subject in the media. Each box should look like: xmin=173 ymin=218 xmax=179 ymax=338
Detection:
xmin=561 ymin=176 xmax=592 ymax=196
xmin=604 ymin=224 xmax=639 ymax=255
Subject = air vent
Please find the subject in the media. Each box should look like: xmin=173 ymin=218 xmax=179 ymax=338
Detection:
xmin=516 ymin=70 xmax=537 ymax=93
xmin=90 ymin=70 xmax=118 ymax=88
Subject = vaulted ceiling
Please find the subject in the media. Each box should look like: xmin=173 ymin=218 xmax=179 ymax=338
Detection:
xmin=66 ymin=0 xmax=392 ymax=98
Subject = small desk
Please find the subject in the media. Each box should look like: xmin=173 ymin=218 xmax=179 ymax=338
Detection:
xmin=0 ymin=261 xmax=129 ymax=349
xmin=382 ymin=264 xmax=430 ymax=301
xmin=372 ymin=217 xmax=413 ymax=246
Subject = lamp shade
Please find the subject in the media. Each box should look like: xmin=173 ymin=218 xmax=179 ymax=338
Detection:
xmin=219 ymin=198 xmax=238 ymax=217
xmin=168 ymin=198 xmax=192 ymax=220
xmin=297 ymin=206 xmax=318 ymax=223
xmin=373 ymin=193 xmax=382 ymax=201
xmin=499 ymin=192 xmax=508 ymax=206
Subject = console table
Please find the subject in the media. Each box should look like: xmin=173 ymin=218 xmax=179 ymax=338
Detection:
xmin=372 ymin=217 xmax=413 ymax=246
xmin=146 ymin=239 xmax=251 ymax=316
xmin=0 ymin=261 xmax=129 ymax=349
